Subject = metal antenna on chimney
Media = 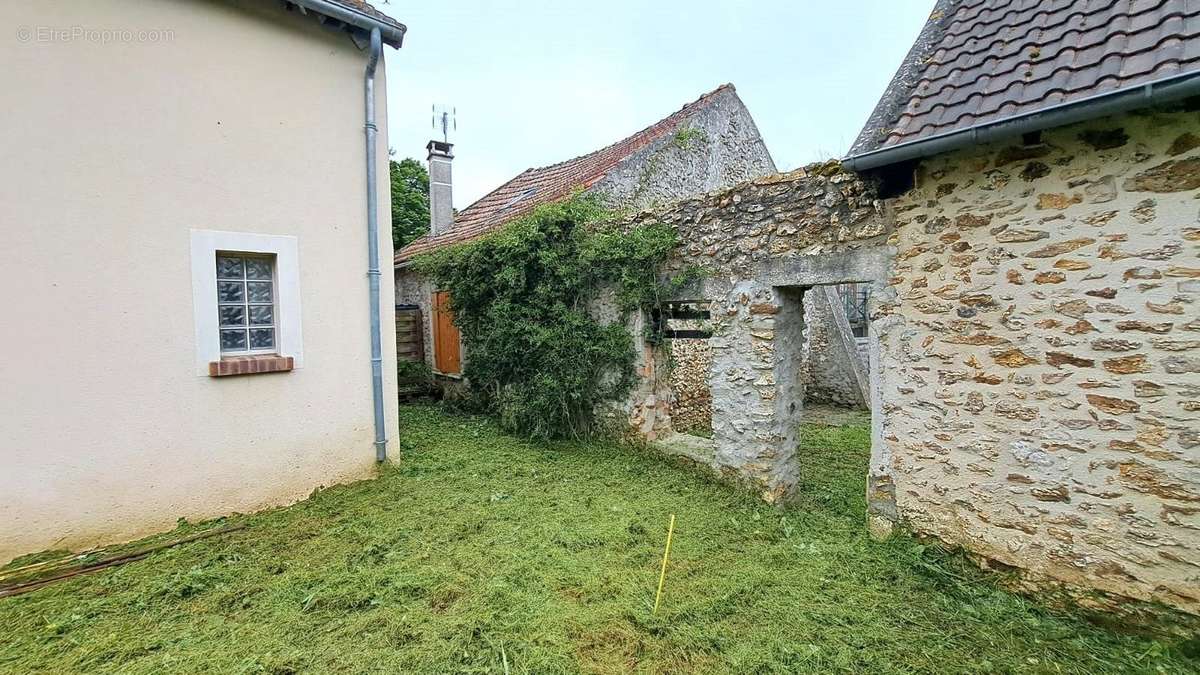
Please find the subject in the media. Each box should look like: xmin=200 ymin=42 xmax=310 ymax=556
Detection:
xmin=431 ymin=104 xmax=456 ymax=143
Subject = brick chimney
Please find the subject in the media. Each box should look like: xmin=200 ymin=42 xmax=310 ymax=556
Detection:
xmin=426 ymin=140 xmax=454 ymax=236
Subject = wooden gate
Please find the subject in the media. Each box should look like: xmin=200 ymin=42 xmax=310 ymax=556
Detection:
xmin=432 ymin=291 xmax=461 ymax=375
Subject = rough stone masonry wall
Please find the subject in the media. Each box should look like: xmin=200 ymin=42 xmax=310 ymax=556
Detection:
xmin=619 ymin=165 xmax=889 ymax=502
xmin=884 ymin=108 xmax=1200 ymax=616
xmin=593 ymin=86 xmax=777 ymax=212
xmin=394 ymin=268 xmax=437 ymax=369
xmin=618 ymin=110 xmax=1200 ymax=618
xmin=667 ymin=337 xmax=714 ymax=433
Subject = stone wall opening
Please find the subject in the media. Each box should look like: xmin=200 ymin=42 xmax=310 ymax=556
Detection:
xmin=721 ymin=250 xmax=891 ymax=514
xmin=656 ymin=301 xmax=715 ymax=439
xmin=666 ymin=341 xmax=714 ymax=437
xmin=777 ymin=279 xmax=873 ymax=509
xmin=801 ymin=284 xmax=870 ymax=409
xmin=620 ymin=167 xmax=898 ymax=524
xmin=644 ymin=248 xmax=893 ymax=511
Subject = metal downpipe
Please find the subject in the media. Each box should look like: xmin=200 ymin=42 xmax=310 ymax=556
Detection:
xmin=364 ymin=27 xmax=387 ymax=462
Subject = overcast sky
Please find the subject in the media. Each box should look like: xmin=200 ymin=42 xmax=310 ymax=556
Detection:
xmin=377 ymin=0 xmax=931 ymax=209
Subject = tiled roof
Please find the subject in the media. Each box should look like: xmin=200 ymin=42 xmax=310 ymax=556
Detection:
xmin=850 ymin=0 xmax=1200 ymax=156
xmin=284 ymin=0 xmax=406 ymax=47
xmin=396 ymin=84 xmax=735 ymax=263
xmin=325 ymin=0 xmax=405 ymax=36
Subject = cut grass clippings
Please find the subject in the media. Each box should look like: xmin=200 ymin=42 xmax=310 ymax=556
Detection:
xmin=0 ymin=405 xmax=1195 ymax=673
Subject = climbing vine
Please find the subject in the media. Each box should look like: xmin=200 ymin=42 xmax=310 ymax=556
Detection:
xmin=414 ymin=195 xmax=693 ymax=440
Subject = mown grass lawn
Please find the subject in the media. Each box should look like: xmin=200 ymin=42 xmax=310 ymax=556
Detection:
xmin=1 ymin=405 xmax=1195 ymax=673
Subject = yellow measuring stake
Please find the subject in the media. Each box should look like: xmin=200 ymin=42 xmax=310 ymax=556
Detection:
xmin=653 ymin=513 xmax=676 ymax=615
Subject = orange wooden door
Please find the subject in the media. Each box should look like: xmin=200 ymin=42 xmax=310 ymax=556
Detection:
xmin=432 ymin=291 xmax=462 ymax=374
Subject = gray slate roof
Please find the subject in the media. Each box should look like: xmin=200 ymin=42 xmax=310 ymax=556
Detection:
xmin=849 ymin=0 xmax=1200 ymax=158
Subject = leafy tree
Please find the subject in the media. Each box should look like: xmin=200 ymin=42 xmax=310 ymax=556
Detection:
xmin=390 ymin=156 xmax=429 ymax=250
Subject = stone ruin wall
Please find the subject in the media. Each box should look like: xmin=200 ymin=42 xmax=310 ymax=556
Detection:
xmin=884 ymin=109 xmax=1199 ymax=617
xmin=618 ymin=107 xmax=1200 ymax=618
xmin=666 ymin=286 xmax=868 ymax=437
xmin=666 ymin=338 xmax=714 ymax=434
xmin=619 ymin=164 xmax=889 ymax=498
xmin=399 ymin=105 xmax=1199 ymax=617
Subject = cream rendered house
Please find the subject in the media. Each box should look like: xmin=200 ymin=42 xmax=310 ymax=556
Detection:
xmin=0 ymin=0 xmax=405 ymax=563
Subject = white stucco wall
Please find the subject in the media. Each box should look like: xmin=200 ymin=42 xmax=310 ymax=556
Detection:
xmin=0 ymin=0 xmax=399 ymax=562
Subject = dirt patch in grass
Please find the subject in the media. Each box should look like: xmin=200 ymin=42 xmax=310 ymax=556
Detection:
xmin=0 ymin=405 xmax=1194 ymax=673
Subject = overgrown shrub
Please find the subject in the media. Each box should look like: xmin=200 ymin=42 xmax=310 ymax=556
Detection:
xmin=396 ymin=358 xmax=432 ymax=389
xmin=413 ymin=196 xmax=689 ymax=439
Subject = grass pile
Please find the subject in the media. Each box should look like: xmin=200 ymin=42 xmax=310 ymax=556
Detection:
xmin=1 ymin=405 xmax=1194 ymax=673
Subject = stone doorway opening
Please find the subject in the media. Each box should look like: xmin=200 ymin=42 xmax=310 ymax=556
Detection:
xmin=793 ymin=283 xmax=875 ymax=519
xmin=653 ymin=283 xmax=872 ymax=442
xmin=714 ymin=249 xmax=890 ymax=515
xmin=643 ymin=248 xmax=894 ymax=525
xmin=801 ymin=283 xmax=871 ymax=410
xmin=718 ymin=281 xmax=873 ymax=504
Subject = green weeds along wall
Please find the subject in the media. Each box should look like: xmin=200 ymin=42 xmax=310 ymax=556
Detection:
xmin=414 ymin=196 xmax=693 ymax=440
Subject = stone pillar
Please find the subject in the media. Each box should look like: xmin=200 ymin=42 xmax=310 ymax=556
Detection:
xmin=767 ymin=286 xmax=807 ymax=501
xmin=709 ymin=281 xmax=802 ymax=503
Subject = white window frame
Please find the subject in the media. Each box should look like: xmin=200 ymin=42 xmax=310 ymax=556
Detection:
xmin=190 ymin=230 xmax=303 ymax=376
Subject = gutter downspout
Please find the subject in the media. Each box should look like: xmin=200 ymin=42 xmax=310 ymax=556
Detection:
xmin=845 ymin=71 xmax=1200 ymax=171
xmin=364 ymin=27 xmax=387 ymax=462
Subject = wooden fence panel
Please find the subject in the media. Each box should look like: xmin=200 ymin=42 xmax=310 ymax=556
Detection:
xmin=395 ymin=306 xmax=424 ymax=364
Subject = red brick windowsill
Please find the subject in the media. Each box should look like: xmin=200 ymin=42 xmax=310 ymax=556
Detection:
xmin=209 ymin=354 xmax=294 ymax=377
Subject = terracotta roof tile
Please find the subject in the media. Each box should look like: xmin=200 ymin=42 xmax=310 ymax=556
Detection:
xmin=395 ymin=84 xmax=735 ymax=263
xmin=325 ymin=0 xmax=406 ymax=36
xmin=850 ymin=0 xmax=1200 ymax=156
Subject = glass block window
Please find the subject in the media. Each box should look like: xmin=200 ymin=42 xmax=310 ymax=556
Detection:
xmin=216 ymin=254 xmax=276 ymax=353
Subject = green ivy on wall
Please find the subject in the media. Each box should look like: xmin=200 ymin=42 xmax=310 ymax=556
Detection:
xmin=414 ymin=195 xmax=693 ymax=440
